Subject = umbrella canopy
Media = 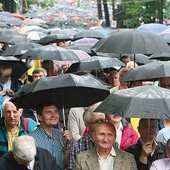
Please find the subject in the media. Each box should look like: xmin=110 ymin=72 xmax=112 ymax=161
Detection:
xmin=10 ymin=73 xmax=110 ymax=109
xmin=38 ymin=34 xmax=73 ymax=45
xmin=149 ymin=53 xmax=170 ymax=61
xmin=0 ymin=56 xmax=30 ymax=81
xmin=0 ymin=28 xmax=19 ymax=38
xmin=67 ymin=43 xmax=95 ymax=56
xmin=2 ymin=42 xmax=42 ymax=57
xmin=137 ymin=23 xmax=168 ymax=34
xmin=73 ymin=30 xmax=104 ymax=40
xmin=99 ymin=53 xmax=151 ymax=66
xmin=159 ymin=28 xmax=170 ymax=43
xmin=95 ymin=30 xmax=170 ymax=54
xmin=123 ymin=61 xmax=170 ymax=82
xmin=5 ymin=17 xmax=23 ymax=26
xmin=66 ymin=56 xmax=125 ymax=73
xmin=95 ymin=85 xmax=170 ymax=119
xmin=0 ymin=11 xmax=12 ymax=18
xmin=20 ymin=45 xmax=81 ymax=61
xmin=25 ymin=31 xmax=47 ymax=41
xmin=72 ymin=37 xmax=99 ymax=45
xmin=0 ymin=35 xmax=30 ymax=45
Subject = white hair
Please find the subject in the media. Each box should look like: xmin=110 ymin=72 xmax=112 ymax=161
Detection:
xmin=13 ymin=135 xmax=36 ymax=161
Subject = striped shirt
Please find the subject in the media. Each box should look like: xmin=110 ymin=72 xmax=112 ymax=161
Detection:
xmin=30 ymin=126 xmax=64 ymax=170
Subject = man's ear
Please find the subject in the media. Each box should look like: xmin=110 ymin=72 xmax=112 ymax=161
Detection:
xmin=37 ymin=114 xmax=42 ymax=122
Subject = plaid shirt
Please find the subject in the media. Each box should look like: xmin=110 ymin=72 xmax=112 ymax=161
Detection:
xmin=68 ymin=134 xmax=95 ymax=170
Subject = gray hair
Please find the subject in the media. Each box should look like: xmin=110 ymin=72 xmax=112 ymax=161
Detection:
xmin=32 ymin=67 xmax=47 ymax=77
xmin=13 ymin=135 xmax=36 ymax=161
xmin=83 ymin=107 xmax=104 ymax=124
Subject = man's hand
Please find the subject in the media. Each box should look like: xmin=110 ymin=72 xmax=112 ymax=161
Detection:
xmin=62 ymin=130 xmax=72 ymax=143
xmin=139 ymin=142 xmax=152 ymax=164
xmin=5 ymin=89 xmax=14 ymax=97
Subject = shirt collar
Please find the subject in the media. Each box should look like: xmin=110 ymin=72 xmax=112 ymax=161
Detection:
xmin=97 ymin=146 xmax=116 ymax=159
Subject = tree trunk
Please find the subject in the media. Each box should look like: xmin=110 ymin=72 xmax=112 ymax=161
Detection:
xmin=97 ymin=0 xmax=103 ymax=19
xmin=157 ymin=0 xmax=164 ymax=24
xmin=103 ymin=0 xmax=110 ymax=27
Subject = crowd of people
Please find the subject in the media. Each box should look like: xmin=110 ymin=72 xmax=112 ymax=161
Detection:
xmin=0 ymin=29 xmax=170 ymax=170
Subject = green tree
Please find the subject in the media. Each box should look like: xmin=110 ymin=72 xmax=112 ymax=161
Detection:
xmin=121 ymin=0 xmax=144 ymax=28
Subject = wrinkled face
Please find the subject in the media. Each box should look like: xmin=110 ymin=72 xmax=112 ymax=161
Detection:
xmin=159 ymin=77 xmax=170 ymax=89
xmin=86 ymin=113 xmax=105 ymax=133
xmin=138 ymin=120 xmax=158 ymax=142
xmin=32 ymin=72 xmax=45 ymax=82
xmin=38 ymin=105 xmax=59 ymax=127
xmin=94 ymin=124 xmax=116 ymax=150
xmin=109 ymin=72 xmax=120 ymax=87
xmin=106 ymin=114 xmax=122 ymax=124
xmin=3 ymin=101 xmax=21 ymax=128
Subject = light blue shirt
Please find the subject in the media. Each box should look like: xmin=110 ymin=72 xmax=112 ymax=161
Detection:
xmin=30 ymin=126 xmax=64 ymax=170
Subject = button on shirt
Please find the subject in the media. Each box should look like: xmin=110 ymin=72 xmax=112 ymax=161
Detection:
xmin=97 ymin=147 xmax=116 ymax=170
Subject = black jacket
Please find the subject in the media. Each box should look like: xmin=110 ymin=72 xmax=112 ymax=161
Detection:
xmin=125 ymin=139 xmax=166 ymax=170
xmin=0 ymin=147 xmax=60 ymax=170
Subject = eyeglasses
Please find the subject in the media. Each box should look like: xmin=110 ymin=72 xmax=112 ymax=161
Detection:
xmin=88 ymin=119 xmax=106 ymax=124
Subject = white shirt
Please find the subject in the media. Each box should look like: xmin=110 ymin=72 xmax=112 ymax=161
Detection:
xmin=97 ymin=147 xmax=116 ymax=170
xmin=116 ymin=122 xmax=123 ymax=148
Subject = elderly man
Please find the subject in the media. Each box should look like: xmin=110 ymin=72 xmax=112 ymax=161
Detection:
xmin=125 ymin=119 xmax=166 ymax=170
xmin=73 ymin=122 xmax=137 ymax=170
xmin=0 ymin=135 xmax=60 ymax=170
xmin=68 ymin=106 xmax=105 ymax=170
xmin=30 ymin=101 xmax=72 ymax=170
xmin=0 ymin=101 xmax=37 ymax=158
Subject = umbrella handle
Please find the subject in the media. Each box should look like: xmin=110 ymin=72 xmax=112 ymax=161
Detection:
xmin=62 ymin=106 xmax=67 ymax=131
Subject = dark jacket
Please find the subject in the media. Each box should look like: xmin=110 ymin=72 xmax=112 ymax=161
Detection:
xmin=125 ymin=139 xmax=166 ymax=170
xmin=0 ymin=147 xmax=60 ymax=170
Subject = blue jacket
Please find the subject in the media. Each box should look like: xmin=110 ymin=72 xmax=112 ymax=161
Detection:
xmin=0 ymin=116 xmax=37 ymax=158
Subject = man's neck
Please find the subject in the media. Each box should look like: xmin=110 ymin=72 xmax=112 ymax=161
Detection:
xmin=97 ymin=147 xmax=111 ymax=159
xmin=42 ymin=125 xmax=53 ymax=137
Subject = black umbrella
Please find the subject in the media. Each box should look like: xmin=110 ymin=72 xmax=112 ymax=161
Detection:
xmin=10 ymin=73 xmax=110 ymax=127
xmin=149 ymin=53 xmax=170 ymax=61
xmin=5 ymin=17 xmax=23 ymax=26
xmin=0 ymin=35 xmax=30 ymax=45
xmin=67 ymin=43 xmax=95 ymax=56
xmin=38 ymin=34 xmax=73 ymax=45
xmin=122 ymin=61 xmax=170 ymax=82
xmin=95 ymin=85 xmax=170 ymax=119
xmin=20 ymin=45 xmax=81 ymax=61
xmin=2 ymin=42 xmax=42 ymax=58
xmin=0 ymin=28 xmax=19 ymax=38
xmin=0 ymin=56 xmax=30 ymax=81
xmin=0 ymin=11 xmax=12 ymax=18
xmin=66 ymin=56 xmax=125 ymax=73
xmin=73 ymin=30 xmax=104 ymax=40
xmin=94 ymin=30 xmax=170 ymax=54
xmin=98 ymin=53 xmax=151 ymax=66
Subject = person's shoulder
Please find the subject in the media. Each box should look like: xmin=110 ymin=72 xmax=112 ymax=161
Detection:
xmin=115 ymin=148 xmax=135 ymax=158
xmin=29 ymin=126 xmax=41 ymax=135
xmin=77 ymin=147 xmax=95 ymax=158
xmin=151 ymin=158 xmax=169 ymax=167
